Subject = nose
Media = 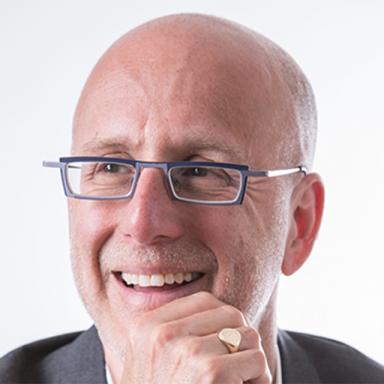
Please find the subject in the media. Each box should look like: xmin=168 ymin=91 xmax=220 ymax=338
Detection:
xmin=116 ymin=167 xmax=185 ymax=246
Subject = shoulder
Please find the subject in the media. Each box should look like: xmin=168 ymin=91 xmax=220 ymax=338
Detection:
xmin=0 ymin=327 xmax=106 ymax=383
xmin=0 ymin=331 xmax=81 ymax=382
xmin=279 ymin=329 xmax=384 ymax=383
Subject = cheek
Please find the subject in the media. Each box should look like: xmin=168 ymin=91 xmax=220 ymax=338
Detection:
xmin=69 ymin=200 xmax=115 ymax=252
xmin=68 ymin=200 xmax=116 ymax=291
xmin=199 ymin=197 xmax=290 ymax=322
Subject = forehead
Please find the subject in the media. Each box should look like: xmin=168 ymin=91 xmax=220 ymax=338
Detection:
xmin=72 ymin=27 xmax=288 ymax=166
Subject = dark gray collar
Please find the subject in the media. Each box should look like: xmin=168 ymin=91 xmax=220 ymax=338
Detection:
xmin=278 ymin=329 xmax=320 ymax=383
xmin=42 ymin=325 xmax=107 ymax=383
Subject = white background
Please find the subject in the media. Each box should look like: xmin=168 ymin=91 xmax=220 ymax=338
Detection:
xmin=1 ymin=0 xmax=383 ymax=365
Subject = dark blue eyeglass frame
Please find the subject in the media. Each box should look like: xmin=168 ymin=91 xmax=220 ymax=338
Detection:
xmin=43 ymin=156 xmax=307 ymax=206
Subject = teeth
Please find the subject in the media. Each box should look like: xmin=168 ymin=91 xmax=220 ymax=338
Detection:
xmin=150 ymin=274 xmax=164 ymax=287
xmin=165 ymin=273 xmax=175 ymax=284
xmin=131 ymin=274 xmax=139 ymax=285
xmin=174 ymin=273 xmax=184 ymax=284
xmin=184 ymin=272 xmax=192 ymax=282
xmin=121 ymin=272 xmax=201 ymax=288
xmin=139 ymin=275 xmax=150 ymax=287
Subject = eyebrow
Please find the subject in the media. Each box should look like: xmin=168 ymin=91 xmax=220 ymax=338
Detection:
xmin=183 ymin=140 xmax=241 ymax=162
xmin=78 ymin=136 xmax=242 ymax=163
xmin=80 ymin=138 xmax=131 ymax=153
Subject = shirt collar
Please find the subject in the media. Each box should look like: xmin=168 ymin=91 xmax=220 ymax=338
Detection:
xmin=106 ymin=364 xmax=113 ymax=384
xmin=275 ymin=344 xmax=283 ymax=384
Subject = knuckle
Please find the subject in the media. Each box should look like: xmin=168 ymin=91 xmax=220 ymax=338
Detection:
xmin=252 ymin=348 xmax=268 ymax=370
xmin=183 ymin=337 xmax=203 ymax=357
xmin=262 ymin=371 xmax=273 ymax=384
xmin=151 ymin=323 xmax=176 ymax=348
xmin=243 ymin=327 xmax=261 ymax=346
xmin=221 ymin=305 xmax=245 ymax=324
xmin=200 ymin=357 xmax=222 ymax=381
xmin=193 ymin=291 xmax=214 ymax=302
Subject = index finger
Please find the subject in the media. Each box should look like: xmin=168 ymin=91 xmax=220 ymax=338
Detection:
xmin=143 ymin=291 xmax=226 ymax=324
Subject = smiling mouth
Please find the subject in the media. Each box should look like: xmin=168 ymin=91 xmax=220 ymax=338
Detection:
xmin=117 ymin=271 xmax=204 ymax=290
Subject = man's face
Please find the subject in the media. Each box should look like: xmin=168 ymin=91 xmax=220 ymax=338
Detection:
xmin=69 ymin=33 xmax=294 ymax=356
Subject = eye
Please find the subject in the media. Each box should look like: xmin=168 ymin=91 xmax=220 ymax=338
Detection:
xmin=183 ymin=167 xmax=209 ymax=177
xmin=95 ymin=163 xmax=129 ymax=174
xmin=103 ymin=163 xmax=121 ymax=173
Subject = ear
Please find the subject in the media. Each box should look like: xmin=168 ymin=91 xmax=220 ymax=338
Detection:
xmin=282 ymin=173 xmax=325 ymax=276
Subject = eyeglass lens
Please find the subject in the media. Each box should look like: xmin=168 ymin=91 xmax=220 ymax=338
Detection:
xmin=66 ymin=161 xmax=242 ymax=202
xmin=169 ymin=166 xmax=241 ymax=202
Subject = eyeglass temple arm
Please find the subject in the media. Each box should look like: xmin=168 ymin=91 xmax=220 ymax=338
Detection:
xmin=42 ymin=161 xmax=308 ymax=176
xmin=245 ymin=166 xmax=307 ymax=177
xmin=42 ymin=161 xmax=62 ymax=168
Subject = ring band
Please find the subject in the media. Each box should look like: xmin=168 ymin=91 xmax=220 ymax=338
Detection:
xmin=217 ymin=328 xmax=242 ymax=353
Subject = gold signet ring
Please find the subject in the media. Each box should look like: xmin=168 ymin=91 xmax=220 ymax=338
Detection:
xmin=217 ymin=328 xmax=242 ymax=353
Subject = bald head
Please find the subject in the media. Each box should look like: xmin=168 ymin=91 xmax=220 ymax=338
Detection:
xmin=73 ymin=13 xmax=317 ymax=170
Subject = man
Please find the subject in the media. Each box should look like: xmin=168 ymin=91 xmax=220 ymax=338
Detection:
xmin=1 ymin=13 xmax=383 ymax=384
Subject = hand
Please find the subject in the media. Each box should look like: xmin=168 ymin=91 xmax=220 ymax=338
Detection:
xmin=119 ymin=291 xmax=271 ymax=384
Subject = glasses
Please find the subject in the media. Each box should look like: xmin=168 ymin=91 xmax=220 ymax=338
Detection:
xmin=43 ymin=157 xmax=307 ymax=205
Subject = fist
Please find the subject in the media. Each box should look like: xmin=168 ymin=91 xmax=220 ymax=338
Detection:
xmin=120 ymin=292 xmax=272 ymax=383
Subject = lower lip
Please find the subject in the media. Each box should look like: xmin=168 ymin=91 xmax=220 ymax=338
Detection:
xmin=113 ymin=273 xmax=209 ymax=310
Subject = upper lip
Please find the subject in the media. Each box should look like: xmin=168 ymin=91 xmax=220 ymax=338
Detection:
xmin=112 ymin=267 xmax=207 ymax=275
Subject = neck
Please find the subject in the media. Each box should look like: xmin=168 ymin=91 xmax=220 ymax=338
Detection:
xmin=251 ymin=284 xmax=280 ymax=384
xmin=258 ymin=306 xmax=279 ymax=382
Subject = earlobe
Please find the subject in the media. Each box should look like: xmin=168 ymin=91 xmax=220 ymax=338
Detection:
xmin=282 ymin=173 xmax=325 ymax=276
